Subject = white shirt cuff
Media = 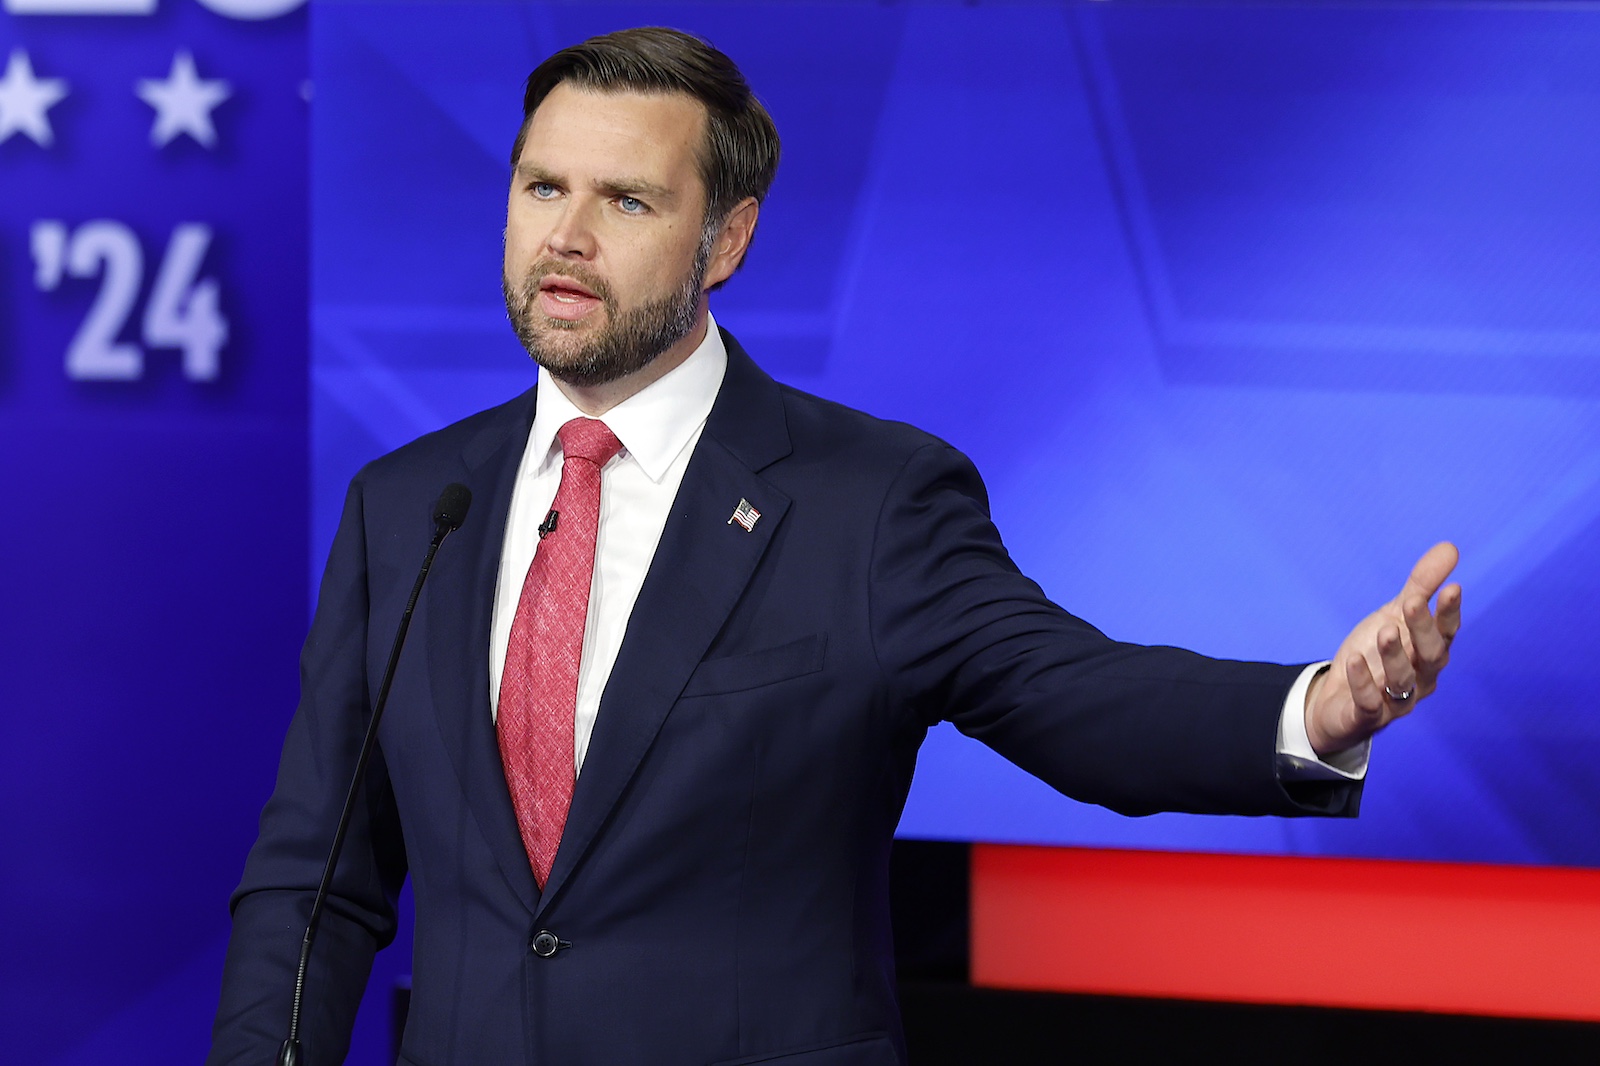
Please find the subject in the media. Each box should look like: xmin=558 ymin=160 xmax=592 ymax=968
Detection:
xmin=1276 ymin=662 xmax=1369 ymax=781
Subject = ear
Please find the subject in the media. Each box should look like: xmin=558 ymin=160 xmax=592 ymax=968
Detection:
xmin=702 ymin=197 xmax=760 ymax=290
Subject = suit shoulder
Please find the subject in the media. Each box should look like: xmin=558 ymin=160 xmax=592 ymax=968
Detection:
xmin=354 ymin=387 xmax=534 ymax=492
xmin=774 ymin=382 xmax=962 ymax=473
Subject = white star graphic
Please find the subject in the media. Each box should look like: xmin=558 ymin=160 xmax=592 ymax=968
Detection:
xmin=137 ymin=51 xmax=231 ymax=149
xmin=0 ymin=49 xmax=69 ymax=148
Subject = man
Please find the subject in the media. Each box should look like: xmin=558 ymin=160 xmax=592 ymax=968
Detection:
xmin=210 ymin=27 xmax=1460 ymax=1066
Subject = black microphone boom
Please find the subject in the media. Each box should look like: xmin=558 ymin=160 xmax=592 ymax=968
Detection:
xmin=279 ymin=483 xmax=472 ymax=1066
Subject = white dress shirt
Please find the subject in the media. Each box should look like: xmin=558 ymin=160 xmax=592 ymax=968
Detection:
xmin=489 ymin=317 xmax=727 ymax=772
xmin=489 ymin=313 xmax=1367 ymax=782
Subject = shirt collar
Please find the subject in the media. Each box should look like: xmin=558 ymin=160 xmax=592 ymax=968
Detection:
xmin=529 ymin=312 xmax=728 ymax=483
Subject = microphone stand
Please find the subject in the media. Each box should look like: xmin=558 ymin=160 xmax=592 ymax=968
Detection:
xmin=278 ymin=485 xmax=470 ymax=1066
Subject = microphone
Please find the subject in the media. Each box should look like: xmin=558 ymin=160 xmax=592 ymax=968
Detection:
xmin=537 ymin=509 xmax=559 ymax=540
xmin=434 ymin=482 xmax=471 ymax=532
xmin=278 ymin=483 xmax=472 ymax=1066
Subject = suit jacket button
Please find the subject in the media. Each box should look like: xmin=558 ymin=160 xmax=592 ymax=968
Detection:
xmin=531 ymin=931 xmax=561 ymax=958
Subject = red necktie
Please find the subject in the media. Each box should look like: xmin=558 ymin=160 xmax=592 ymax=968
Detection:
xmin=498 ymin=416 xmax=622 ymax=887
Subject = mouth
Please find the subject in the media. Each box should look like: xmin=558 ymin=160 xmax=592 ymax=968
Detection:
xmin=536 ymin=274 xmax=604 ymax=322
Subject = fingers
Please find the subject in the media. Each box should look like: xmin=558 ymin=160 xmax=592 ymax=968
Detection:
xmin=1401 ymin=542 xmax=1460 ymax=603
xmin=1394 ymin=544 xmax=1462 ymax=692
xmin=1401 ymin=594 xmax=1448 ymax=684
xmin=1344 ymin=653 xmax=1388 ymax=734
xmin=1436 ymin=582 xmax=1463 ymax=641
xmin=1342 ymin=624 xmax=1416 ymax=745
xmin=1376 ymin=624 xmax=1418 ymax=710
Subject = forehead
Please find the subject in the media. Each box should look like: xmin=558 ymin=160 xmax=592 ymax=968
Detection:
xmin=518 ymin=83 xmax=708 ymax=183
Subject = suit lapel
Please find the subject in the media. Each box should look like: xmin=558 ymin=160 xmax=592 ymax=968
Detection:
xmin=537 ymin=334 xmax=792 ymax=913
xmin=425 ymin=386 xmax=543 ymax=915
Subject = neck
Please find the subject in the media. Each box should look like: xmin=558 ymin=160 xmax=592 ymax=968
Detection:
xmin=551 ymin=305 xmax=710 ymax=416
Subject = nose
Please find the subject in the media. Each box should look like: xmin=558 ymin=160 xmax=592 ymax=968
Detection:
xmin=544 ymin=199 xmax=598 ymax=261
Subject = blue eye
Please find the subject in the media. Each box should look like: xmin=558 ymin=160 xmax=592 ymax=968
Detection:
xmin=618 ymin=196 xmax=645 ymax=214
xmin=531 ymin=182 xmax=558 ymax=199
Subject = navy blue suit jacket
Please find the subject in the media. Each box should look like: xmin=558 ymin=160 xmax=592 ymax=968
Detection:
xmin=209 ymin=333 xmax=1357 ymax=1066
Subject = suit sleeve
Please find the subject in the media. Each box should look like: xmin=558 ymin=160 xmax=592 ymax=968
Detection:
xmin=868 ymin=441 xmax=1358 ymax=818
xmin=208 ymin=474 xmax=410 ymax=1066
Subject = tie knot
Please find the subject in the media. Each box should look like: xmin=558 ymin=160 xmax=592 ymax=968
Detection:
xmin=557 ymin=417 xmax=623 ymax=467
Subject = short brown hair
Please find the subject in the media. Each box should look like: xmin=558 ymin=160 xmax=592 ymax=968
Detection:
xmin=512 ymin=26 xmax=781 ymax=232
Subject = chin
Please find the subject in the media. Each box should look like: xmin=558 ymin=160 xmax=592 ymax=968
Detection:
xmin=526 ymin=333 xmax=603 ymax=377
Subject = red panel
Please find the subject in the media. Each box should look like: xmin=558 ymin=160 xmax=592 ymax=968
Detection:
xmin=972 ymin=844 xmax=1600 ymax=1021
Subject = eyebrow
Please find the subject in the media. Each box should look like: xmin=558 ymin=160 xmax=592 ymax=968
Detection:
xmin=516 ymin=162 xmax=676 ymax=205
xmin=596 ymin=177 xmax=675 ymax=203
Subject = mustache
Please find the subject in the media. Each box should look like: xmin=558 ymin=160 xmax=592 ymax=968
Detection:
xmin=517 ymin=259 xmax=616 ymax=308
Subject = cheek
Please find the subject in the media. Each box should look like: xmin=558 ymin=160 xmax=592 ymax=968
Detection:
xmin=503 ymin=220 xmax=530 ymax=262
xmin=635 ymin=225 xmax=701 ymax=284
xmin=503 ymin=204 xmax=546 ymax=267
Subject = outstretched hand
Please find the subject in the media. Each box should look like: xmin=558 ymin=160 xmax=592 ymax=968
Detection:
xmin=1305 ymin=543 xmax=1462 ymax=757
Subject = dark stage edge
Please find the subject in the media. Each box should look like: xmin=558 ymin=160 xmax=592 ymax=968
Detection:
xmin=389 ymin=978 xmax=1600 ymax=1064
xmin=899 ymin=982 xmax=1600 ymax=1065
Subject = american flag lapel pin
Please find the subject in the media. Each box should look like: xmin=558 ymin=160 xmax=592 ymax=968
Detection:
xmin=728 ymin=498 xmax=761 ymax=532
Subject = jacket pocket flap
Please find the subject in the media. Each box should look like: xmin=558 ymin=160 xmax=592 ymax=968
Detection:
xmin=680 ymin=634 xmax=826 ymax=698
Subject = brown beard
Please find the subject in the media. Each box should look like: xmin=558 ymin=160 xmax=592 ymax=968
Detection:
xmin=503 ymin=237 xmax=711 ymax=389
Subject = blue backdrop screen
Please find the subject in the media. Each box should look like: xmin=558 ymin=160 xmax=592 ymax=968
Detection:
xmin=312 ymin=0 xmax=1600 ymax=870
xmin=1 ymin=0 xmax=308 ymax=1060
xmin=5 ymin=2 xmax=1599 ymax=1063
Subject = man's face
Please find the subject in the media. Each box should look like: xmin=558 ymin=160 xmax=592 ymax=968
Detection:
xmin=503 ymin=83 xmax=714 ymax=388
